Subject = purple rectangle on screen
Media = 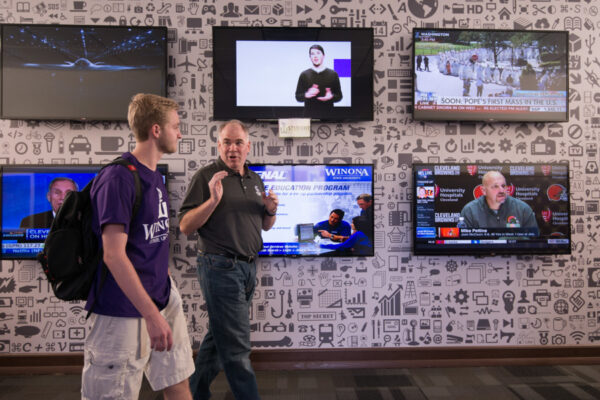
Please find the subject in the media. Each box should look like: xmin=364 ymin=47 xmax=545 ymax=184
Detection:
xmin=334 ymin=59 xmax=351 ymax=77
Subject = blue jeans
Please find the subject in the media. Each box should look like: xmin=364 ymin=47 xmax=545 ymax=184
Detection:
xmin=190 ymin=254 xmax=260 ymax=400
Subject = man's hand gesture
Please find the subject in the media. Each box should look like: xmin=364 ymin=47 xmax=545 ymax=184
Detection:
xmin=262 ymin=188 xmax=278 ymax=215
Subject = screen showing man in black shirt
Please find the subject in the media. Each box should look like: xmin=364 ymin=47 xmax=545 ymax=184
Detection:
xmin=460 ymin=171 xmax=538 ymax=232
xmin=295 ymin=44 xmax=343 ymax=113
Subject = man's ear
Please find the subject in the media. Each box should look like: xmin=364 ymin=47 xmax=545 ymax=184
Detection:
xmin=151 ymin=124 xmax=161 ymax=139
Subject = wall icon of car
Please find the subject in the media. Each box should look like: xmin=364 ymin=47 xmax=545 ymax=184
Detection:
xmin=69 ymin=135 xmax=91 ymax=155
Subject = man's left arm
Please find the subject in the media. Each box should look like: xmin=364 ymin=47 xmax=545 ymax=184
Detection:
xmin=262 ymin=189 xmax=278 ymax=231
xmin=340 ymin=222 xmax=351 ymax=237
xmin=328 ymin=222 xmax=351 ymax=242
xmin=102 ymin=224 xmax=173 ymax=352
xmin=330 ymin=71 xmax=343 ymax=103
xmin=522 ymin=204 xmax=539 ymax=233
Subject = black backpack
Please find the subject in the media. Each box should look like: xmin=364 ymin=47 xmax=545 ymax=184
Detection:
xmin=37 ymin=157 xmax=142 ymax=304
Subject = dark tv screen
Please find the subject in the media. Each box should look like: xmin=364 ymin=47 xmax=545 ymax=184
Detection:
xmin=248 ymin=164 xmax=374 ymax=257
xmin=0 ymin=164 xmax=168 ymax=259
xmin=1 ymin=24 xmax=167 ymax=121
xmin=412 ymin=28 xmax=568 ymax=122
xmin=213 ymin=27 xmax=374 ymax=121
xmin=413 ymin=163 xmax=571 ymax=255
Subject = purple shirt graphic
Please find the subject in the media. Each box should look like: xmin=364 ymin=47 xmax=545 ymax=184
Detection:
xmin=85 ymin=152 xmax=170 ymax=317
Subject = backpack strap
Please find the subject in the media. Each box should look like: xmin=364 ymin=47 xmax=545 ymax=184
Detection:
xmin=106 ymin=157 xmax=143 ymax=219
xmin=86 ymin=156 xmax=143 ymax=319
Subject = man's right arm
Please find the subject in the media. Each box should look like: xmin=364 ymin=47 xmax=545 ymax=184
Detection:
xmin=295 ymin=71 xmax=309 ymax=102
xmin=179 ymin=196 xmax=220 ymax=236
xmin=460 ymin=204 xmax=476 ymax=228
xmin=179 ymin=170 xmax=227 ymax=236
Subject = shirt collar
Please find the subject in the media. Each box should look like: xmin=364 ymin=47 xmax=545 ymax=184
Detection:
xmin=480 ymin=195 xmax=506 ymax=214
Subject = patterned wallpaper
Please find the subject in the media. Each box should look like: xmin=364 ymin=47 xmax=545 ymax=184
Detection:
xmin=1 ymin=0 xmax=600 ymax=355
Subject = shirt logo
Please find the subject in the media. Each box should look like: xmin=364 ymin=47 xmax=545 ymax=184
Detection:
xmin=142 ymin=188 xmax=169 ymax=244
xmin=157 ymin=188 xmax=169 ymax=219
xmin=506 ymin=215 xmax=520 ymax=228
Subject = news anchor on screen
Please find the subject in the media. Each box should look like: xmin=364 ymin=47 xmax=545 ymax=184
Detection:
xmin=460 ymin=171 xmax=538 ymax=233
xmin=295 ymin=44 xmax=342 ymax=113
xmin=19 ymin=177 xmax=78 ymax=228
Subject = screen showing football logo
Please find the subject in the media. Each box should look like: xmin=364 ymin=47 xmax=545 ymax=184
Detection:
xmin=547 ymin=184 xmax=568 ymax=201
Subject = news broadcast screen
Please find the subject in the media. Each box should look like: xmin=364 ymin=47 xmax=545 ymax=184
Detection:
xmin=213 ymin=27 xmax=373 ymax=121
xmin=248 ymin=164 xmax=374 ymax=257
xmin=412 ymin=28 xmax=568 ymax=122
xmin=413 ymin=163 xmax=571 ymax=255
xmin=1 ymin=164 xmax=168 ymax=259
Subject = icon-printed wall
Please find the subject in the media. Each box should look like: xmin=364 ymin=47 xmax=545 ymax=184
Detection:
xmin=1 ymin=0 xmax=600 ymax=355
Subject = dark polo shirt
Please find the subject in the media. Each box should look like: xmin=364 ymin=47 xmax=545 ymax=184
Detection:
xmin=178 ymin=158 xmax=266 ymax=257
xmin=460 ymin=195 xmax=539 ymax=232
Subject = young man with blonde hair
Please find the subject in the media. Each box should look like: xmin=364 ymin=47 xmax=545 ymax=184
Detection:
xmin=82 ymin=93 xmax=194 ymax=399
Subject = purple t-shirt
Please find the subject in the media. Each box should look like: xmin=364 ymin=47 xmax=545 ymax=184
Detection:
xmin=85 ymin=152 xmax=171 ymax=317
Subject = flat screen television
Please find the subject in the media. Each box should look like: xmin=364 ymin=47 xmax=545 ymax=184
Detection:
xmin=412 ymin=28 xmax=568 ymax=122
xmin=1 ymin=24 xmax=168 ymax=121
xmin=248 ymin=164 xmax=374 ymax=257
xmin=413 ymin=163 xmax=571 ymax=255
xmin=0 ymin=164 xmax=168 ymax=259
xmin=213 ymin=27 xmax=374 ymax=121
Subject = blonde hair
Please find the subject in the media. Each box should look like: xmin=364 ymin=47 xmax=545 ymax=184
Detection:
xmin=127 ymin=93 xmax=178 ymax=141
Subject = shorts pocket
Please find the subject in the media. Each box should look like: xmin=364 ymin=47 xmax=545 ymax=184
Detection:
xmin=82 ymin=348 xmax=128 ymax=399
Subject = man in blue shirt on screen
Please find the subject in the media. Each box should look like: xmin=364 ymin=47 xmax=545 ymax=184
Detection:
xmin=314 ymin=209 xmax=351 ymax=242
xmin=320 ymin=216 xmax=373 ymax=256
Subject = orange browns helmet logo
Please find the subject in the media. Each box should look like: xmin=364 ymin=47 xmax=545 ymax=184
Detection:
xmin=547 ymin=184 xmax=568 ymax=201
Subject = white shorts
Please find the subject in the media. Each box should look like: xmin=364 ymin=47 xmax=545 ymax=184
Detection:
xmin=82 ymin=278 xmax=194 ymax=399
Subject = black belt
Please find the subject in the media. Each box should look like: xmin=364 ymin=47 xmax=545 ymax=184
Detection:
xmin=201 ymin=251 xmax=255 ymax=264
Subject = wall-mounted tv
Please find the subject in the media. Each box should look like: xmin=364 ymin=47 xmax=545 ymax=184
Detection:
xmin=213 ymin=27 xmax=374 ymax=121
xmin=248 ymin=164 xmax=374 ymax=257
xmin=0 ymin=164 xmax=168 ymax=259
xmin=1 ymin=24 xmax=167 ymax=121
xmin=412 ymin=28 xmax=568 ymax=122
xmin=413 ymin=163 xmax=571 ymax=255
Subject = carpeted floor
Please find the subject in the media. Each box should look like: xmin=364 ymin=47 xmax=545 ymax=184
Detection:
xmin=1 ymin=364 xmax=600 ymax=399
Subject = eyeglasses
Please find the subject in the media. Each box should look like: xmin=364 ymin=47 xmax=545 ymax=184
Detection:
xmin=542 ymin=268 xmax=563 ymax=277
